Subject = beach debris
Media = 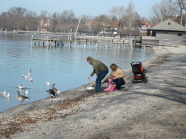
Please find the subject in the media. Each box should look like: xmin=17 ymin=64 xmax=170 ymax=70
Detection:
xmin=86 ymin=86 xmax=95 ymax=91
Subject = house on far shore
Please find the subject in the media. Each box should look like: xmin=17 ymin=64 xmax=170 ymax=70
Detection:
xmin=147 ymin=19 xmax=186 ymax=45
xmin=136 ymin=20 xmax=152 ymax=33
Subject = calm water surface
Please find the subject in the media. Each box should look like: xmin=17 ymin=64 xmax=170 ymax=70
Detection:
xmin=0 ymin=33 xmax=154 ymax=113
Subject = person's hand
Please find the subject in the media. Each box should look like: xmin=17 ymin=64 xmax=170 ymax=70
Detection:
xmin=88 ymin=76 xmax=91 ymax=79
xmin=113 ymin=76 xmax=116 ymax=80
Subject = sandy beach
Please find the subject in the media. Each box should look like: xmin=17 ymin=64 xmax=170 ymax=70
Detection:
xmin=0 ymin=45 xmax=186 ymax=139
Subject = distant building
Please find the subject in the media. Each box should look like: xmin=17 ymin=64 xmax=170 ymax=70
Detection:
xmin=136 ymin=20 xmax=152 ymax=33
xmin=44 ymin=20 xmax=50 ymax=27
xmin=42 ymin=20 xmax=50 ymax=32
xmin=147 ymin=19 xmax=186 ymax=45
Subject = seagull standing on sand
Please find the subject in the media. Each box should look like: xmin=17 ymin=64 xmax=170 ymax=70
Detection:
xmin=55 ymin=90 xmax=60 ymax=96
xmin=16 ymin=91 xmax=30 ymax=104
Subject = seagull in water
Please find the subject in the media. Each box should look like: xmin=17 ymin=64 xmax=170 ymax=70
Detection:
xmin=0 ymin=91 xmax=6 ymax=96
xmin=24 ymin=90 xmax=28 ymax=96
xmin=16 ymin=91 xmax=30 ymax=104
xmin=18 ymin=84 xmax=25 ymax=89
xmin=45 ymin=82 xmax=50 ymax=86
xmin=21 ymin=69 xmax=34 ymax=83
xmin=3 ymin=92 xmax=10 ymax=98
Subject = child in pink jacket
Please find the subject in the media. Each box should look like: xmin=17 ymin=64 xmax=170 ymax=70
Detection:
xmin=103 ymin=77 xmax=116 ymax=92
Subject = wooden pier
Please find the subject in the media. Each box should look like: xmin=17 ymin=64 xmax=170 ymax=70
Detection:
xmin=30 ymin=35 xmax=158 ymax=47
xmin=30 ymin=36 xmax=64 ymax=47
xmin=30 ymin=36 xmax=136 ymax=47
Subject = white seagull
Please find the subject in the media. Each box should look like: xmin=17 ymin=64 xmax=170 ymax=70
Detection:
xmin=21 ymin=69 xmax=34 ymax=83
xmin=55 ymin=90 xmax=60 ymax=96
xmin=0 ymin=91 xmax=6 ymax=96
xmin=18 ymin=84 xmax=25 ymax=89
xmin=45 ymin=82 xmax=58 ymax=91
xmin=28 ymin=69 xmax=31 ymax=77
xmin=24 ymin=90 xmax=29 ymax=96
xmin=45 ymin=82 xmax=50 ymax=86
xmin=3 ymin=92 xmax=10 ymax=98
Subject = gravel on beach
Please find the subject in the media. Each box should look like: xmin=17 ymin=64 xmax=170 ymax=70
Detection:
xmin=0 ymin=45 xmax=186 ymax=139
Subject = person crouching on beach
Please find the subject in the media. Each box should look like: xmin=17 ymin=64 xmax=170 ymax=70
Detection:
xmin=87 ymin=56 xmax=108 ymax=93
xmin=102 ymin=63 xmax=126 ymax=90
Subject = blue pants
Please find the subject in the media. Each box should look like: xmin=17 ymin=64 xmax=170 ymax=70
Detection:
xmin=95 ymin=70 xmax=108 ymax=91
xmin=113 ymin=78 xmax=125 ymax=89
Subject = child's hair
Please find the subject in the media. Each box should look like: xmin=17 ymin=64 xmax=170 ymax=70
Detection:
xmin=110 ymin=63 xmax=118 ymax=71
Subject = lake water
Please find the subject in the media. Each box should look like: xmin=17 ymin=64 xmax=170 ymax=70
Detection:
xmin=0 ymin=33 xmax=154 ymax=113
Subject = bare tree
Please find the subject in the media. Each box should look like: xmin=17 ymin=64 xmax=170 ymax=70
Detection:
xmin=91 ymin=22 xmax=104 ymax=35
xmin=60 ymin=10 xmax=75 ymax=23
xmin=80 ymin=15 xmax=93 ymax=34
xmin=149 ymin=0 xmax=177 ymax=25
xmin=123 ymin=1 xmax=138 ymax=28
xmin=169 ymin=0 xmax=186 ymax=25
xmin=24 ymin=11 xmax=37 ymax=31
xmin=110 ymin=6 xmax=125 ymax=34
xmin=110 ymin=6 xmax=125 ymax=21
xmin=8 ymin=7 xmax=27 ymax=30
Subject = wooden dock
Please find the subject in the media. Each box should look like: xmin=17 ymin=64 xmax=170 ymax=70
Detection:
xmin=30 ymin=35 xmax=158 ymax=47
xmin=30 ymin=36 xmax=64 ymax=47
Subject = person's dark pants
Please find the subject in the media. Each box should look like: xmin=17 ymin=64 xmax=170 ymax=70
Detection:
xmin=95 ymin=70 xmax=108 ymax=91
xmin=113 ymin=78 xmax=125 ymax=89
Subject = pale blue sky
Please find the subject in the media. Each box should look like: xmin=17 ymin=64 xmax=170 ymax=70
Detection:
xmin=0 ymin=0 xmax=163 ymax=18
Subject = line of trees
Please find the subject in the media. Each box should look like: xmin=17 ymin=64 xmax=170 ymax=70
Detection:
xmin=0 ymin=0 xmax=185 ymax=34
xmin=150 ymin=0 xmax=186 ymax=26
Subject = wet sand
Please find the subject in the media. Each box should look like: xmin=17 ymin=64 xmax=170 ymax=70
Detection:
xmin=0 ymin=45 xmax=186 ymax=139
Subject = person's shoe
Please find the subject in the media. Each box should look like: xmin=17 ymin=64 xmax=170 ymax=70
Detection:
xmin=116 ymin=88 xmax=121 ymax=91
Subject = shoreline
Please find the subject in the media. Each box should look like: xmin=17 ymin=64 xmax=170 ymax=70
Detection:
xmin=0 ymin=45 xmax=186 ymax=138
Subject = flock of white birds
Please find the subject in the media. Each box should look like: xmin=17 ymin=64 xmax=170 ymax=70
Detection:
xmin=0 ymin=69 xmax=61 ymax=105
